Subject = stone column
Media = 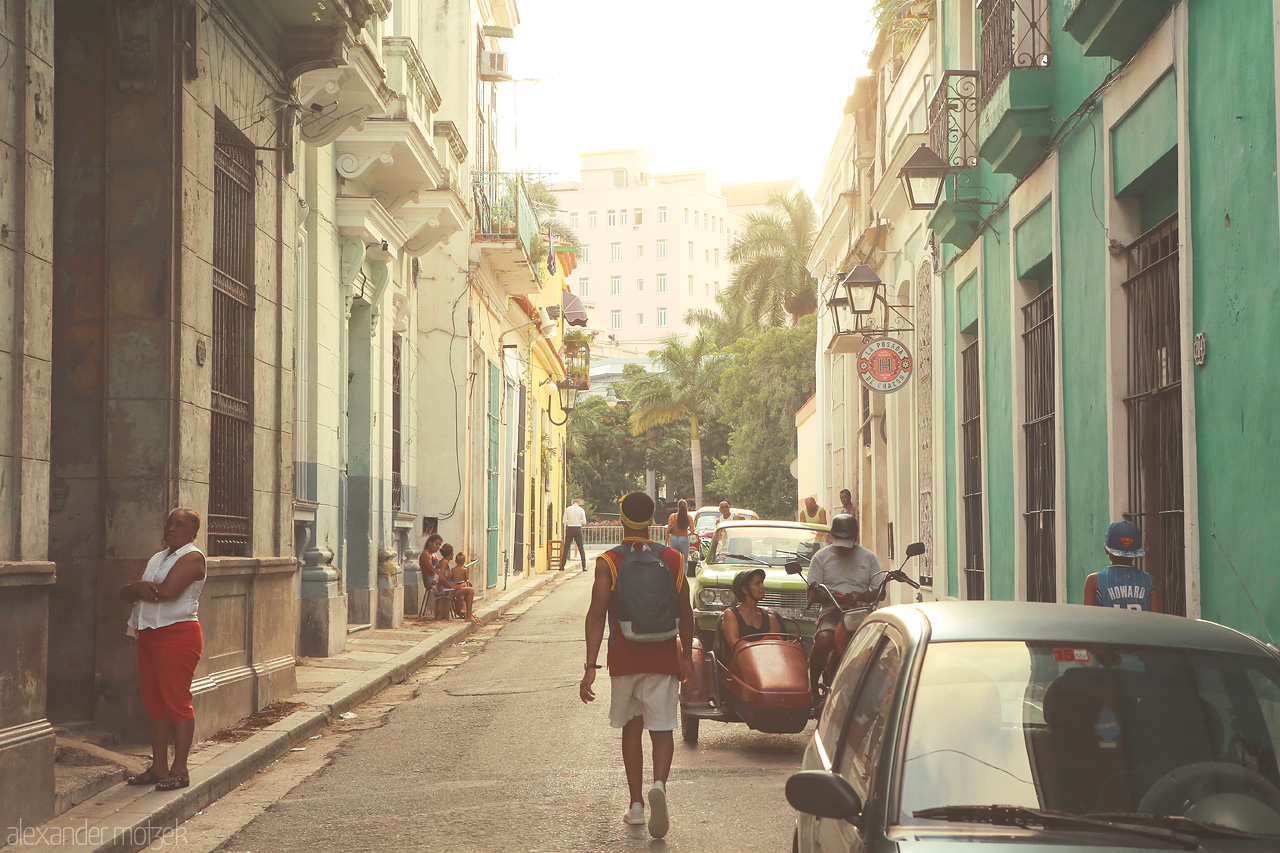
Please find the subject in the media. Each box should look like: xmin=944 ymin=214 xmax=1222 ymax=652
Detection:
xmin=298 ymin=541 xmax=345 ymax=657
xmin=376 ymin=547 xmax=403 ymax=628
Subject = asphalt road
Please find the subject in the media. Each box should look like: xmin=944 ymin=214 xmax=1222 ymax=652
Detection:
xmin=203 ymin=570 xmax=810 ymax=853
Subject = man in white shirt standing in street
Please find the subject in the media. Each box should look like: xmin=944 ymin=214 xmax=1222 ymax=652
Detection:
xmin=561 ymin=498 xmax=589 ymax=571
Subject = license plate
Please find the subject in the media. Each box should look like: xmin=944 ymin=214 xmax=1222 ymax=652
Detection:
xmin=778 ymin=607 xmax=808 ymax=622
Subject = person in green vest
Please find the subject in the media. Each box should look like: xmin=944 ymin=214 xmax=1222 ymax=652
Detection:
xmin=798 ymin=495 xmax=827 ymax=525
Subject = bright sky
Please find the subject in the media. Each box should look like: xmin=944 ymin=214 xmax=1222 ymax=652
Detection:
xmin=503 ymin=0 xmax=876 ymax=204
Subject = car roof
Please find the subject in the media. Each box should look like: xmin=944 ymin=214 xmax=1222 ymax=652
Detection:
xmin=695 ymin=506 xmax=757 ymax=515
xmin=883 ymin=601 xmax=1272 ymax=656
xmin=710 ymin=519 xmax=827 ymax=531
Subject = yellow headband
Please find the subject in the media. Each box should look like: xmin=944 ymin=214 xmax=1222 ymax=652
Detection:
xmin=618 ymin=497 xmax=653 ymax=527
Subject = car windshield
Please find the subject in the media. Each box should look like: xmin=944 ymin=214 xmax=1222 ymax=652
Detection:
xmin=695 ymin=512 xmax=721 ymax=532
xmin=708 ymin=526 xmax=824 ymax=566
xmin=900 ymin=640 xmax=1280 ymax=833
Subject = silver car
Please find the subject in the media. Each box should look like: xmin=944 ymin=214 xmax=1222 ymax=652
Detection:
xmin=788 ymin=601 xmax=1280 ymax=851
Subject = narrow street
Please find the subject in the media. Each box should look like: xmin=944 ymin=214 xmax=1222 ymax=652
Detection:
xmin=169 ymin=572 xmax=806 ymax=853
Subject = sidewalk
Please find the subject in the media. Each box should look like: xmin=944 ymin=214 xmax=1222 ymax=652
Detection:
xmin=10 ymin=568 xmax=580 ymax=853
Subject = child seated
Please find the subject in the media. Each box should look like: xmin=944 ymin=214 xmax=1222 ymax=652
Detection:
xmin=450 ymin=551 xmax=478 ymax=623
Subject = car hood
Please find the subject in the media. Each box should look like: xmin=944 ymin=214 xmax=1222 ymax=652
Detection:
xmin=694 ymin=565 xmax=806 ymax=589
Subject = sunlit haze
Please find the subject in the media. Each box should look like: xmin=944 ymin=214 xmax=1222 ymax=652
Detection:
xmin=504 ymin=0 xmax=875 ymax=206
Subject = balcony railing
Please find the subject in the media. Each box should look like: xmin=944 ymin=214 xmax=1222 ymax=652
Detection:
xmin=472 ymin=170 xmax=537 ymax=259
xmin=928 ymin=71 xmax=980 ymax=169
xmin=978 ymin=0 xmax=1052 ymax=110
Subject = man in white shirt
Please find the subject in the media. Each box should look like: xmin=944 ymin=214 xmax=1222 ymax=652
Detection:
xmin=561 ymin=498 xmax=589 ymax=571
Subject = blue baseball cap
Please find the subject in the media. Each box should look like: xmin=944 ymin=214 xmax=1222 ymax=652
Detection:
xmin=1104 ymin=520 xmax=1145 ymax=558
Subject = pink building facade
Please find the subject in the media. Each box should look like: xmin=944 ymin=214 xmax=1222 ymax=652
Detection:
xmin=553 ymin=150 xmax=743 ymax=345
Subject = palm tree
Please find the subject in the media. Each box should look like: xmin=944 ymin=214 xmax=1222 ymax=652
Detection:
xmin=725 ymin=189 xmax=820 ymax=326
xmin=684 ymin=290 xmax=756 ymax=349
xmin=627 ymin=333 xmax=729 ymax=508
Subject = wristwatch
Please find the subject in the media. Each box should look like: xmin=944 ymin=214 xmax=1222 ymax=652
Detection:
xmin=584 ymin=662 xmax=603 ymax=671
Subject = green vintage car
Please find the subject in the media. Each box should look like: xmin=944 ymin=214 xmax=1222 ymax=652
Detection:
xmin=688 ymin=520 xmax=827 ymax=643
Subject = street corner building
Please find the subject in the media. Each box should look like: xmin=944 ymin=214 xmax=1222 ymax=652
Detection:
xmin=804 ymin=0 xmax=1280 ymax=631
xmin=1 ymin=0 xmax=588 ymax=837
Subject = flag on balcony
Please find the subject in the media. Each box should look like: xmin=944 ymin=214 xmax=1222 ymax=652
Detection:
xmin=547 ymin=223 xmax=557 ymax=276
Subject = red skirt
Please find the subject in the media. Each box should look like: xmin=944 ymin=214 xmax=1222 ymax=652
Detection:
xmin=137 ymin=621 xmax=203 ymax=722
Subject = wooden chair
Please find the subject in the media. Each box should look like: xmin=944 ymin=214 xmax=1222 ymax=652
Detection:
xmin=548 ymin=540 xmax=562 ymax=569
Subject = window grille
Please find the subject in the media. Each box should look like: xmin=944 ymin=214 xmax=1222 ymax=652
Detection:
xmin=1123 ymin=215 xmax=1184 ymax=615
xmin=210 ymin=124 xmax=256 ymax=556
xmin=1022 ymin=286 xmax=1056 ymax=602
xmin=961 ymin=340 xmax=985 ymax=599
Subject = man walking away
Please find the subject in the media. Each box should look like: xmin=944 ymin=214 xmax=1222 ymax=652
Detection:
xmin=1084 ymin=520 xmax=1156 ymax=611
xmin=562 ymin=498 xmax=588 ymax=571
xmin=580 ymin=491 xmax=694 ymax=839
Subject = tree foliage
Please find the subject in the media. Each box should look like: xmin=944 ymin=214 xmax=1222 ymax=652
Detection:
xmin=566 ymin=396 xmax=645 ymax=518
xmin=725 ymin=190 xmax=820 ymax=326
xmin=627 ymin=333 xmax=730 ymax=507
xmin=709 ymin=315 xmax=817 ymax=520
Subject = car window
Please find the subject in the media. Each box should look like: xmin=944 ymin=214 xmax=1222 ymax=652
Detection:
xmin=709 ymin=525 xmax=826 ymax=565
xmin=835 ymin=633 xmax=903 ymax=799
xmin=900 ymin=640 xmax=1280 ymax=826
xmin=816 ymin=624 xmax=884 ymax=761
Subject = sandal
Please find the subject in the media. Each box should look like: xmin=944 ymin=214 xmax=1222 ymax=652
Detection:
xmin=126 ymin=769 xmax=165 ymax=786
xmin=154 ymin=774 xmax=190 ymax=791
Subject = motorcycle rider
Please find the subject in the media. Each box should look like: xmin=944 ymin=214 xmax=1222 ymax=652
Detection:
xmin=806 ymin=513 xmax=881 ymax=703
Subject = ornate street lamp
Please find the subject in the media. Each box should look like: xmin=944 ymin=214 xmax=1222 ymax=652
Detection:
xmin=840 ymin=264 xmax=885 ymax=315
xmin=603 ymin=387 xmax=630 ymax=411
xmin=826 ymin=286 xmax=856 ymax=336
xmin=897 ymin=145 xmax=950 ymax=211
xmin=555 ymin=378 xmax=581 ymax=413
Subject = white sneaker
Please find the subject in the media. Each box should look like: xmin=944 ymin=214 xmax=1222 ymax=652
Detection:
xmin=647 ymin=784 xmax=669 ymax=839
xmin=623 ymin=803 xmax=645 ymax=825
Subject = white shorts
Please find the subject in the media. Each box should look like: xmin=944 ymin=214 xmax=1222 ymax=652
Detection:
xmin=608 ymin=672 xmax=680 ymax=731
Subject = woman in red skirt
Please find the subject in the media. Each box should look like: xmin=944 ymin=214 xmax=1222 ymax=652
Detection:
xmin=120 ymin=507 xmax=207 ymax=791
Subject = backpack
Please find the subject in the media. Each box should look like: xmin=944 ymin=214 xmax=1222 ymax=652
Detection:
xmin=611 ymin=542 xmax=681 ymax=643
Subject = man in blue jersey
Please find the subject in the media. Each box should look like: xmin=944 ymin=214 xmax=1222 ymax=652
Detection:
xmin=1083 ymin=520 xmax=1156 ymax=612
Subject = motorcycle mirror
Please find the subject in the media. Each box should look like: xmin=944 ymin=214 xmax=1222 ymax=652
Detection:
xmin=686 ymin=552 xmax=700 ymax=577
xmin=784 ymin=559 xmax=802 ymax=575
xmin=905 ymin=542 xmax=926 ymax=558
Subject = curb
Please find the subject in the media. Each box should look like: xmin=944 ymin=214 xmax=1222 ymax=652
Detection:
xmin=28 ymin=572 xmax=558 ymax=853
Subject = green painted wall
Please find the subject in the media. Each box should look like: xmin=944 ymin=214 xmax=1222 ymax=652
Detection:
xmin=1188 ymin=0 xmax=1280 ymax=631
xmin=1056 ymin=110 xmax=1111 ymax=602
xmin=1048 ymin=2 xmax=1115 ymax=126
xmin=1113 ymin=72 xmax=1178 ymax=195
xmin=944 ymin=265 xmax=959 ymax=598
xmin=942 ymin=0 xmax=959 ymax=69
xmin=982 ymin=209 xmax=1016 ymax=601
xmin=1015 ymin=201 xmax=1053 ymax=279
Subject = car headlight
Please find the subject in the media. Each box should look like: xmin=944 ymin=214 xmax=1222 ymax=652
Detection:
xmin=697 ymin=588 xmax=719 ymax=606
xmin=719 ymin=589 xmax=737 ymax=605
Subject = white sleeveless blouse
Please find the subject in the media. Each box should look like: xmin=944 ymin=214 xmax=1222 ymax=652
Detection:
xmin=127 ymin=542 xmax=207 ymax=632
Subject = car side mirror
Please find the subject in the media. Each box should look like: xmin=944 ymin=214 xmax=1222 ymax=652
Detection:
xmin=905 ymin=541 xmax=926 ymax=558
xmin=785 ymin=559 xmax=802 ymax=575
xmin=686 ymin=551 xmax=700 ymax=577
xmin=785 ymin=770 xmax=863 ymax=822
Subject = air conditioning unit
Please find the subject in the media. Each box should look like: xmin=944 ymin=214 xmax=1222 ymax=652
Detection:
xmin=480 ymin=51 xmax=511 ymax=82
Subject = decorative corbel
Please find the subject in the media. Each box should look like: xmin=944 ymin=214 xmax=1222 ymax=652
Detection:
xmin=374 ymin=190 xmax=420 ymax=216
xmin=336 ymin=150 xmax=393 ymax=181
xmin=367 ymin=260 xmax=391 ymax=336
xmin=391 ymin=292 xmax=411 ymax=335
xmin=340 ymin=237 xmax=365 ymax=319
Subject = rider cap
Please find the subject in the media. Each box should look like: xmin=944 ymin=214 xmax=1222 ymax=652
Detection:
xmin=829 ymin=513 xmax=859 ymax=547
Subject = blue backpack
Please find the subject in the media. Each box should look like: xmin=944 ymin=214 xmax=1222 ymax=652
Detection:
xmin=611 ymin=542 xmax=681 ymax=643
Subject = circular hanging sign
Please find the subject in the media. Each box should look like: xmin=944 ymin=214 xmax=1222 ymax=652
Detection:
xmin=857 ymin=337 xmax=914 ymax=394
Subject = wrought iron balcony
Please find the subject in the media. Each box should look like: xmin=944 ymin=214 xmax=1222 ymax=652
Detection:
xmin=473 ymin=171 xmax=537 ymax=257
xmin=928 ymin=71 xmax=980 ymax=169
xmin=978 ymin=0 xmax=1052 ymax=111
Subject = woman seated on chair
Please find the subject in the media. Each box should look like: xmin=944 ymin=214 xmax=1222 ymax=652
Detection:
xmin=722 ymin=568 xmax=785 ymax=653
